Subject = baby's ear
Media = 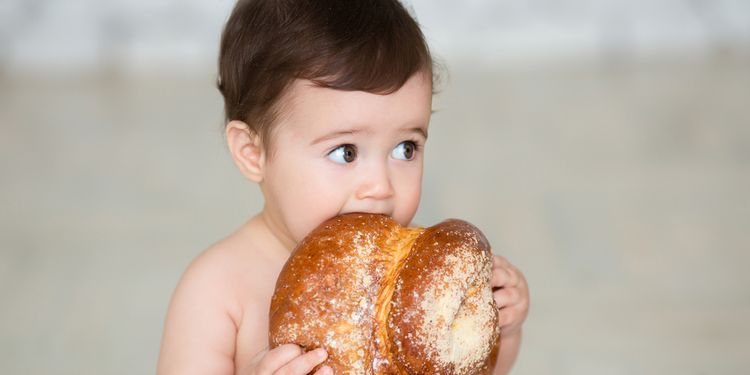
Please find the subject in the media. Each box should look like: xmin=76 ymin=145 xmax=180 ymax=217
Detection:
xmin=226 ymin=121 xmax=265 ymax=183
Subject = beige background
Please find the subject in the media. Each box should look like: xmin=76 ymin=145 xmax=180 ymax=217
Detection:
xmin=1 ymin=1 xmax=749 ymax=374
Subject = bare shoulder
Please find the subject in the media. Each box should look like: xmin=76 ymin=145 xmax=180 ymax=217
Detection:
xmin=196 ymin=221 xmax=288 ymax=304
xmin=157 ymin=223 xmax=274 ymax=374
xmin=158 ymin=220 xmax=289 ymax=375
xmin=157 ymin=233 xmax=244 ymax=374
xmin=175 ymin=234 xmax=248 ymax=316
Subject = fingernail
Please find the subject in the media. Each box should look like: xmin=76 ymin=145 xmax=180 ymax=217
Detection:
xmin=316 ymin=348 xmax=328 ymax=359
xmin=319 ymin=366 xmax=332 ymax=375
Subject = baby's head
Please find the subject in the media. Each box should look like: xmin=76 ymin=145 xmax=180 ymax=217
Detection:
xmin=218 ymin=0 xmax=434 ymax=248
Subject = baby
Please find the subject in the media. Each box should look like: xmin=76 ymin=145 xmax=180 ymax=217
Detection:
xmin=157 ymin=1 xmax=529 ymax=374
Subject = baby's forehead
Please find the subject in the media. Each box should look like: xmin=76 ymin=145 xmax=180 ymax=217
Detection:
xmin=277 ymin=76 xmax=431 ymax=129
xmin=282 ymin=68 xmax=433 ymax=104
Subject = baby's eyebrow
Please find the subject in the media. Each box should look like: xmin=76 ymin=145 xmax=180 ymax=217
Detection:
xmin=404 ymin=126 xmax=428 ymax=139
xmin=311 ymin=125 xmax=428 ymax=146
xmin=310 ymin=128 xmax=366 ymax=145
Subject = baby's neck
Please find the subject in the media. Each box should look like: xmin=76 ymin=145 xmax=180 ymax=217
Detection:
xmin=246 ymin=210 xmax=297 ymax=256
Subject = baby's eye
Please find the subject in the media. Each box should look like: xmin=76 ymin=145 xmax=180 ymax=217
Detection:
xmin=328 ymin=144 xmax=357 ymax=164
xmin=392 ymin=141 xmax=417 ymax=161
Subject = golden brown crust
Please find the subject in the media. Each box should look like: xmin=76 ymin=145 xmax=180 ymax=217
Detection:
xmin=388 ymin=219 xmax=500 ymax=375
xmin=269 ymin=214 xmax=400 ymax=374
xmin=269 ymin=214 xmax=500 ymax=375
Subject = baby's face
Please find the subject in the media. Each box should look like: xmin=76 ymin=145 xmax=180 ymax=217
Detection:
xmin=260 ymin=72 xmax=432 ymax=246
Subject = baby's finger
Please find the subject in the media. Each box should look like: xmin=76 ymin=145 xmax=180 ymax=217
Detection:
xmin=490 ymin=266 xmax=512 ymax=288
xmin=312 ymin=365 xmax=333 ymax=375
xmin=498 ymin=301 xmax=528 ymax=334
xmin=275 ymin=348 xmax=328 ymax=375
xmin=492 ymin=265 xmax=521 ymax=289
xmin=255 ymin=344 xmax=301 ymax=374
xmin=493 ymin=287 xmax=520 ymax=309
xmin=493 ymin=256 xmax=521 ymax=283
xmin=497 ymin=305 xmax=519 ymax=330
xmin=493 ymin=255 xmax=512 ymax=268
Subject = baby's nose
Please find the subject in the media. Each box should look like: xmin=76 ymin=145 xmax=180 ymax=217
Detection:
xmin=355 ymin=163 xmax=394 ymax=201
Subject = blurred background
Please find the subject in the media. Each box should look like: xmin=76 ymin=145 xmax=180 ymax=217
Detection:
xmin=1 ymin=0 xmax=749 ymax=374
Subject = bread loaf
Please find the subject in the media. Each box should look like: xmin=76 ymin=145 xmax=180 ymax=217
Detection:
xmin=269 ymin=213 xmax=501 ymax=374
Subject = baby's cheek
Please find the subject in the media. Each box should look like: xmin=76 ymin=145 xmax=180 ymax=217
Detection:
xmin=288 ymin=210 xmax=333 ymax=244
xmin=394 ymin=182 xmax=422 ymax=226
xmin=289 ymin=193 xmax=344 ymax=242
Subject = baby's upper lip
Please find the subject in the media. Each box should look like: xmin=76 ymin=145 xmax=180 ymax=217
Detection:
xmin=340 ymin=210 xmax=392 ymax=217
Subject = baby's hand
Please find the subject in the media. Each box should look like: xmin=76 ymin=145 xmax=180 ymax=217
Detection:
xmin=491 ymin=255 xmax=529 ymax=336
xmin=242 ymin=344 xmax=331 ymax=375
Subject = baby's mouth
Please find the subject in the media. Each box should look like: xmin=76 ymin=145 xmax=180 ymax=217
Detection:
xmin=340 ymin=210 xmax=393 ymax=218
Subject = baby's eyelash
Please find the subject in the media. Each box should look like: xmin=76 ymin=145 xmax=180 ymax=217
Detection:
xmin=327 ymin=143 xmax=355 ymax=154
xmin=405 ymin=139 xmax=422 ymax=151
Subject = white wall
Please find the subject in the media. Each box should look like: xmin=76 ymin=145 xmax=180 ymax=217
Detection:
xmin=1 ymin=0 xmax=749 ymax=74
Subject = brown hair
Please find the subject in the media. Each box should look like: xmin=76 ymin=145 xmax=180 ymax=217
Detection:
xmin=217 ymin=0 xmax=434 ymax=149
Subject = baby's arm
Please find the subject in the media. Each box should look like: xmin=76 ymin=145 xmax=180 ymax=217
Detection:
xmin=157 ymin=251 xmax=240 ymax=374
xmin=157 ymin=249 xmax=331 ymax=375
xmin=490 ymin=255 xmax=530 ymax=375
